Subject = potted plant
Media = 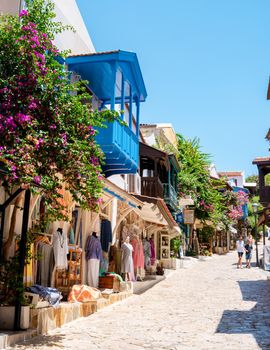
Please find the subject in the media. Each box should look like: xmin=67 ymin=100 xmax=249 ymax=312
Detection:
xmin=0 ymin=255 xmax=31 ymax=330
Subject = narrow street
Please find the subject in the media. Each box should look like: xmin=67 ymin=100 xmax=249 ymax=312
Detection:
xmin=12 ymin=248 xmax=270 ymax=350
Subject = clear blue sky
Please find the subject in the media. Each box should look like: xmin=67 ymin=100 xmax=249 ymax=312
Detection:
xmin=77 ymin=0 xmax=270 ymax=177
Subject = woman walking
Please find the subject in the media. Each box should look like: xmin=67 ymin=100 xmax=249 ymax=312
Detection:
xmin=245 ymin=239 xmax=253 ymax=268
xmin=236 ymin=236 xmax=245 ymax=269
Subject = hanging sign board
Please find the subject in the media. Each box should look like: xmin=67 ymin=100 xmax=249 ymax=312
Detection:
xmin=183 ymin=209 xmax=194 ymax=224
xmin=175 ymin=212 xmax=184 ymax=224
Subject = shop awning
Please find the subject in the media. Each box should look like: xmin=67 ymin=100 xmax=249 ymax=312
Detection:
xmin=103 ymin=179 xmax=143 ymax=209
xmin=133 ymin=194 xmax=181 ymax=236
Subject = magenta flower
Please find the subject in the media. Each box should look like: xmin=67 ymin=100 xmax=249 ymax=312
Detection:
xmin=19 ymin=9 xmax=28 ymax=17
xmin=35 ymin=138 xmax=44 ymax=150
xmin=17 ymin=113 xmax=31 ymax=124
xmin=33 ymin=176 xmax=41 ymax=184
xmin=29 ymin=101 xmax=37 ymax=110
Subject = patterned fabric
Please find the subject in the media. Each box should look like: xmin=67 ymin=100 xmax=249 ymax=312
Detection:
xmin=143 ymin=239 xmax=151 ymax=269
xmin=68 ymin=284 xmax=101 ymax=303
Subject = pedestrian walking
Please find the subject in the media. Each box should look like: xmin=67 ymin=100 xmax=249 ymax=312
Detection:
xmin=236 ymin=236 xmax=245 ymax=269
xmin=246 ymin=233 xmax=254 ymax=245
xmin=245 ymin=239 xmax=253 ymax=268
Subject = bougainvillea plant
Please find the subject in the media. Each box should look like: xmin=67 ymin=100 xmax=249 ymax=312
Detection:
xmin=228 ymin=190 xmax=249 ymax=221
xmin=0 ymin=0 xmax=119 ymax=223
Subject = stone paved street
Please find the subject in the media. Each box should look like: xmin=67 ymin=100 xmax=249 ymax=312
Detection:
xmin=12 ymin=249 xmax=270 ymax=350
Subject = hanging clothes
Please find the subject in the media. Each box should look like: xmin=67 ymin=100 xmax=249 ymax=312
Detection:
xmin=138 ymin=240 xmax=145 ymax=269
xmin=100 ymin=219 xmax=112 ymax=253
xmin=143 ymin=238 xmax=151 ymax=269
xmin=24 ymin=243 xmax=34 ymax=286
xmin=36 ymin=242 xmax=54 ymax=287
xmin=85 ymin=234 xmax=102 ymax=288
xmin=87 ymin=259 xmax=100 ymax=288
xmin=53 ymin=230 xmax=68 ymax=269
xmin=121 ymin=225 xmax=129 ymax=243
xmin=131 ymin=238 xmax=139 ymax=272
xmin=121 ymin=242 xmax=134 ymax=274
xmin=150 ymin=238 xmax=156 ymax=266
xmin=110 ymin=245 xmax=122 ymax=275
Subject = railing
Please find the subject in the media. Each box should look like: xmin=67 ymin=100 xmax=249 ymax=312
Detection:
xmin=113 ymin=120 xmax=138 ymax=165
xmin=141 ymin=177 xmax=164 ymax=198
xmin=163 ymin=183 xmax=178 ymax=210
xmin=95 ymin=120 xmax=139 ymax=175
xmin=259 ymin=186 xmax=270 ymax=206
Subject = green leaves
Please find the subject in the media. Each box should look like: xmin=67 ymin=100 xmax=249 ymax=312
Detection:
xmin=0 ymin=0 xmax=119 ymax=225
xmin=177 ymin=134 xmax=234 ymax=226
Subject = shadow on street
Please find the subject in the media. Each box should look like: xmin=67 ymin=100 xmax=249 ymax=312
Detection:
xmin=216 ymin=280 xmax=270 ymax=350
xmin=13 ymin=334 xmax=66 ymax=348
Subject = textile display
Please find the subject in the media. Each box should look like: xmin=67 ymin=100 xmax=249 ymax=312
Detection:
xmin=26 ymin=284 xmax=62 ymax=307
xmin=68 ymin=285 xmax=101 ymax=303
xmin=143 ymin=238 xmax=151 ymax=269
xmin=131 ymin=238 xmax=139 ymax=271
xmin=100 ymin=272 xmax=124 ymax=283
xmin=121 ymin=242 xmax=134 ymax=273
xmin=100 ymin=219 xmax=112 ymax=252
xmin=150 ymin=238 xmax=156 ymax=265
xmin=85 ymin=235 xmax=102 ymax=261
xmin=24 ymin=243 xmax=34 ymax=287
xmin=110 ymin=245 xmax=122 ymax=275
xmin=121 ymin=226 xmax=129 ymax=243
xmin=69 ymin=227 xmax=75 ymax=245
xmin=53 ymin=230 xmax=68 ymax=269
xmin=138 ymin=240 xmax=145 ymax=268
xmin=87 ymin=259 xmax=100 ymax=288
xmin=100 ymin=251 xmax=109 ymax=274
xmin=36 ymin=243 xmax=54 ymax=287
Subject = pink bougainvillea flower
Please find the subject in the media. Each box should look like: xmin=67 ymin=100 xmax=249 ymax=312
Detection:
xmin=33 ymin=176 xmax=41 ymax=184
xmin=19 ymin=9 xmax=28 ymax=17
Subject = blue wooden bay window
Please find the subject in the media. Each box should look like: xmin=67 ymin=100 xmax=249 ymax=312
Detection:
xmin=66 ymin=50 xmax=147 ymax=177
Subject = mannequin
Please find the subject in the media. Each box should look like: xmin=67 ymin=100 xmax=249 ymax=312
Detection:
xmin=121 ymin=236 xmax=134 ymax=281
xmin=85 ymin=232 xmax=102 ymax=288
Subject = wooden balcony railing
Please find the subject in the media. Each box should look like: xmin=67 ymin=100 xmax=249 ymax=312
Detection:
xmin=141 ymin=177 xmax=164 ymax=198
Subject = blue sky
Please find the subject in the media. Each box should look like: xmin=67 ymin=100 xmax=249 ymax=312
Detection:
xmin=77 ymin=0 xmax=270 ymax=177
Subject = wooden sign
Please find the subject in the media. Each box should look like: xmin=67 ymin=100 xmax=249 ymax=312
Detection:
xmin=183 ymin=209 xmax=194 ymax=224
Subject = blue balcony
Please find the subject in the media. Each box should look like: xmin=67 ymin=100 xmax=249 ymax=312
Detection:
xmin=66 ymin=51 xmax=147 ymax=177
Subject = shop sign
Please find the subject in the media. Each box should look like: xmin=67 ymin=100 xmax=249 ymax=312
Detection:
xmin=183 ymin=209 xmax=194 ymax=224
xmin=175 ymin=212 xmax=184 ymax=224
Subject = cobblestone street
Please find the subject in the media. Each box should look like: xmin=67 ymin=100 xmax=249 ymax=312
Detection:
xmin=12 ymin=249 xmax=270 ymax=350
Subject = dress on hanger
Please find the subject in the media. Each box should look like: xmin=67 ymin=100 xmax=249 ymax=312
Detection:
xmin=53 ymin=230 xmax=68 ymax=269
